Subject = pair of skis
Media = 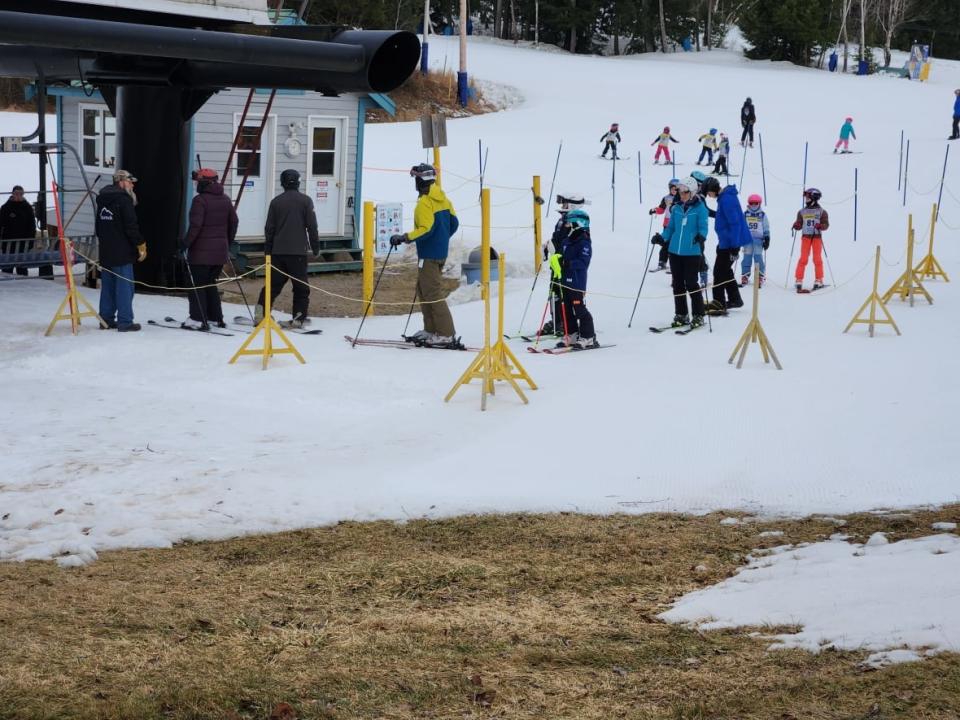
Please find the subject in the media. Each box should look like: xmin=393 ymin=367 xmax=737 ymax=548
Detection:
xmin=649 ymin=322 xmax=704 ymax=336
xmin=344 ymin=335 xmax=476 ymax=351
xmin=147 ymin=315 xmax=324 ymax=336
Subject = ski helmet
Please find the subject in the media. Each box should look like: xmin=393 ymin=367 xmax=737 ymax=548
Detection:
xmin=747 ymin=193 xmax=763 ymax=205
xmin=192 ymin=167 xmax=218 ymax=182
xmin=676 ymin=177 xmax=696 ymax=193
xmin=565 ymin=208 xmax=590 ymax=229
xmin=663 ymin=126 xmax=670 ymax=133
xmin=709 ymin=128 xmax=717 ymax=135
xmin=701 ymin=176 xmax=722 ymax=195
xmin=745 ymin=97 xmax=752 ymax=104
xmin=690 ymin=170 xmax=708 ymax=184
xmin=610 ymin=122 xmax=619 ymax=129
xmin=556 ymin=192 xmax=585 ymax=212
xmin=668 ymin=178 xmax=680 ymax=189
xmin=804 ymin=187 xmax=822 ymax=203
xmin=410 ymin=163 xmax=436 ymax=192
xmin=845 ymin=116 xmax=853 ymax=123
xmin=280 ymin=168 xmax=301 ymax=190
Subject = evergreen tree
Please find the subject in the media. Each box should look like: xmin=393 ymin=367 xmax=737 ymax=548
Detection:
xmin=739 ymin=0 xmax=836 ymax=65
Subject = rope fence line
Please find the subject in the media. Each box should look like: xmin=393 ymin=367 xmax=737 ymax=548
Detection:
xmin=25 ymin=236 xmax=913 ymax=311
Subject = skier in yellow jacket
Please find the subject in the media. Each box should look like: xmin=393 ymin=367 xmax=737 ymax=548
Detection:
xmin=389 ymin=163 xmax=461 ymax=347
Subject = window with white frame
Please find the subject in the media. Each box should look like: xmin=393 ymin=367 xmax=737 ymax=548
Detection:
xmin=80 ymin=104 xmax=116 ymax=171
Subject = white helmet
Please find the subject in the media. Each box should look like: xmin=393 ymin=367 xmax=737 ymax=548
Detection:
xmin=556 ymin=192 xmax=586 ymax=212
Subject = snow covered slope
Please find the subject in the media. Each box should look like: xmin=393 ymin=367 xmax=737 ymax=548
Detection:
xmin=2 ymin=39 xmax=960 ymax=570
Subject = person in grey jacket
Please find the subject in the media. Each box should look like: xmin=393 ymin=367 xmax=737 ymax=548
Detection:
xmin=254 ymin=169 xmax=320 ymax=327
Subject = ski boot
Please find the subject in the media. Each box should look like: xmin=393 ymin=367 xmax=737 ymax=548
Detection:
xmin=740 ymin=274 xmax=749 ymax=287
xmin=182 ymin=317 xmax=207 ymax=330
xmin=556 ymin=332 xmax=580 ymax=348
xmin=813 ymin=280 xmax=825 ymax=291
xmin=576 ymin=336 xmax=600 ymax=350
xmin=796 ymin=282 xmax=804 ymax=293
xmin=670 ymin=314 xmax=690 ymax=328
xmin=690 ymin=315 xmax=705 ymax=329
xmin=759 ymin=273 xmax=766 ymax=288
xmin=406 ymin=329 xmax=431 ymax=344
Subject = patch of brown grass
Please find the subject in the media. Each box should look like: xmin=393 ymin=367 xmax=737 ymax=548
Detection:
xmin=218 ymin=259 xmax=458 ymax=318
xmin=1 ymin=508 xmax=958 ymax=719
xmin=367 ymin=69 xmax=500 ymax=123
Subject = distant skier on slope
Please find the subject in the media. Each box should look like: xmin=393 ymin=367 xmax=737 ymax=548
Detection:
xmin=740 ymin=97 xmax=756 ymax=147
xmin=651 ymin=126 xmax=679 ymax=164
xmin=712 ymin=133 xmax=730 ymax=176
xmin=792 ymin=187 xmax=830 ymax=293
xmin=696 ymin=128 xmax=718 ymax=165
xmin=600 ymin=123 xmax=621 ymax=159
xmin=833 ymin=117 xmax=857 ymax=153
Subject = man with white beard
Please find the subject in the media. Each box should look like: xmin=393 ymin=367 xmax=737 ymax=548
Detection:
xmin=95 ymin=169 xmax=146 ymax=332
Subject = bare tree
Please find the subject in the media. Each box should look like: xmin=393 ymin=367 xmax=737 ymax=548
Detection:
xmin=658 ymin=0 xmax=668 ymax=53
xmin=874 ymin=0 xmax=921 ymax=67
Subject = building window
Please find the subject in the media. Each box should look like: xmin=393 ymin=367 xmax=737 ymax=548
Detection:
xmin=80 ymin=105 xmax=116 ymax=171
xmin=312 ymin=127 xmax=336 ymax=175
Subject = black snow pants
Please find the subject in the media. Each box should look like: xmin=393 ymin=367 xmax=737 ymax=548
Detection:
xmin=669 ymin=253 xmax=705 ymax=318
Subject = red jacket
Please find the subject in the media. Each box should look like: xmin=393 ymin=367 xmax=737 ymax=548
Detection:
xmin=184 ymin=182 xmax=238 ymax=265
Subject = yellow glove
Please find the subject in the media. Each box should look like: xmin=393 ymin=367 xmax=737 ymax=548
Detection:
xmin=549 ymin=253 xmax=562 ymax=279
xmin=136 ymin=243 xmax=147 ymax=262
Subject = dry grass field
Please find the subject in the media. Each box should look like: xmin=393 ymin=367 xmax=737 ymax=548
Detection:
xmin=1 ymin=508 xmax=958 ymax=719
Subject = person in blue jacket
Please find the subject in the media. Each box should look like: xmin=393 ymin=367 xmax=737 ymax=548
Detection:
xmin=651 ymin=176 xmax=708 ymax=328
xmin=951 ymin=89 xmax=960 ymax=140
xmin=551 ymin=208 xmax=597 ymax=348
xmin=701 ymin=176 xmax=751 ymax=312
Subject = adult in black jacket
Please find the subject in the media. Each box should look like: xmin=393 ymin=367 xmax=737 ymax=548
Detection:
xmin=254 ymin=169 xmax=320 ymax=327
xmin=95 ymin=169 xmax=145 ymax=331
xmin=740 ymin=98 xmax=757 ymax=146
xmin=0 ymin=185 xmax=37 ymax=276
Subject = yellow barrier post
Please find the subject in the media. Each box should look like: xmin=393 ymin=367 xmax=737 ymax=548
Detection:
xmin=844 ymin=245 xmax=900 ymax=337
xmin=728 ymin=264 xmax=782 ymax=370
xmin=882 ymin=214 xmax=932 ymax=307
xmin=433 ymin=145 xmax=442 ymax=188
xmin=913 ymin=203 xmax=949 ymax=282
xmin=45 ymin=238 xmax=107 ymax=336
xmin=362 ymin=201 xmax=375 ymax=317
xmin=228 ymin=255 xmax=305 ymax=370
xmin=445 ymin=190 xmax=536 ymax=409
xmin=533 ymin=175 xmax=543 ymax=275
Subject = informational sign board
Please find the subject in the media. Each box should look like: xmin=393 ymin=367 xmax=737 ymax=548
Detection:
xmin=315 ymin=179 xmax=329 ymax=203
xmin=375 ymin=203 xmax=403 ymax=256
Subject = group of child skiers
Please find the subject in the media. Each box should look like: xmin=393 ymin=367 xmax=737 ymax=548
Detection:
xmin=534 ymin=175 xmax=829 ymax=345
xmin=645 ymin=173 xmax=830 ymax=329
xmin=535 ymin=102 xmax=842 ymax=343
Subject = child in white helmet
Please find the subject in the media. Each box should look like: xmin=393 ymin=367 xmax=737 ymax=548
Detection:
xmin=741 ymin=194 xmax=770 ymax=286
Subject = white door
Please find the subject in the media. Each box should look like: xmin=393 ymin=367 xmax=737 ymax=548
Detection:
xmin=307 ymin=117 xmax=346 ymax=235
xmin=233 ymin=114 xmax=276 ymax=238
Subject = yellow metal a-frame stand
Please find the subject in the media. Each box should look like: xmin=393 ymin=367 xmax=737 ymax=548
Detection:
xmin=882 ymin=215 xmax=932 ymax=307
xmin=844 ymin=245 xmax=900 ymax=337
xmin=45 ymin=237 xmax=108 ymax=336
xmin=913 ymin=203 xmax=949 ymax=282
xmin=445 ymin=189 xmax=537 ymax=410
xmin=728 ymin=264 xmax=782 ymax=370
xmin=228 ymin=255 xmax=305 ymax=370
xmin=45 ymin=180 xmax=107 ymax=336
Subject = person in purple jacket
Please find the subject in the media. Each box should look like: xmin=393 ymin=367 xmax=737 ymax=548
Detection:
xmin=180 ymin=168 xmax=239 ymax=329
xmin=701 ymin=176 xmax=751 ymax=312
